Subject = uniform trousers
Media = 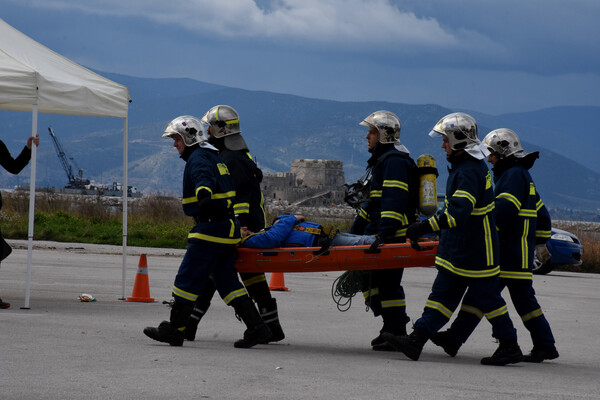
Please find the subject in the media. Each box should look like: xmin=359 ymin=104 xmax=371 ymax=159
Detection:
xmin=451 ymin=277 xmax=555 ymax=348
xmin=414 ymin=269 xmax=517 ymax=341
xmin=173 ymin=240 xmax=247 ymax=307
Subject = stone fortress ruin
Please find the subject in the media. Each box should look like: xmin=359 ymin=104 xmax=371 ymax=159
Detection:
xmin=261 ymin=159 xmax=346 ymax=206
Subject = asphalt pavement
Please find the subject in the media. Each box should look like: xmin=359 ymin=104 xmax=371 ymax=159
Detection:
xmin=1 ymin=239 xmax=599 ymax=400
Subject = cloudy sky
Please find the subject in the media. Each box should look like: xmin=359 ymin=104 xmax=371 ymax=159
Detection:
xmin=2 ymin=0 xmax=599 ymax=115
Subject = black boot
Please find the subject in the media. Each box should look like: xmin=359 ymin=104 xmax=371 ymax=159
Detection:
xmin=143 ymin=299 xmax=192 ymax=347
xmin=372 ymin=324 xmax=406 ymax=351
xmin=430 ymin=330 xmax=461 ymax=357
xmin=185 ymin=300 xmax=211 ymax=341
xmin=258 ymin=298 xmax=285 ymax=343
xmin=233 ymin=298 xmax=272 ymax=348
xmin=522 ymin=346 xmax=559 ymax=363
xmin=382 ymin=329 xmax=428 ymax=361
xmin=480 ymin=339 xmax=523 ymax=366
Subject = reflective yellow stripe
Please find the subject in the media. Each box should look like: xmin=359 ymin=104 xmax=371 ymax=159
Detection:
xmin=436 ymin=256 xmax=500 ymax=278
xmin=483 ymin=215 xmax=494 ymax=266
xmin=444 ymin=210 xmax=456 ymax=227
xmin=453 ymin=190 xmax=476 ymax=206
xmin=382 ymin=180 xmax=409 ymax=191
xmin=223 ymin=288 xmax=247 ymax=305
xmin=358 ymin=208 xmax=369 ymax=221
xmin=518 ymin=209 xmax=537 ymax=217
xmin=497 ymin=192 xmax=521 ymax=210
xmin=188 ymin=232 xmax=241 ymax=244
xmin=521 ymin=308 xmax=543 ymax=322
xmin=521 ymin=219 xmax=530 ymax=269
xmin=370 ymin=190 xmax=382 ymax=198
xmin=394 ymin=227 xmax=408 ymax=237
xmin=234 ymin=203 xmax=250 ymax=214
xmin=471 ymin=202 xmax=494 ymax=215
xmin=229 ymin=219 xmax=236 ymax=237
xmin=536 ymin=230 xmax=551 ymax=239
xmin=499 ymin=270 xmax=533 ymax=280
xmin=242 ymin=274 xmax=267 ymax=287
xmin=529 ymin=182 xmax=536 ymax=195
xmin=425 ymin=299 xmax=453 ymax=319
xmin=211 ymin=190 xmax=236 ymax=199
xmin=484 ymin=305 xmax=508 ymax=320
xmin=182 ymin=196 xmax=197 ymax=204
xmin=429 ymin=216 xmax=440 ymax=231
xmin=363 ymin=288 xmax=379 ymax=299
xmin=459 ymin=304 xmax=483 ymax=319
xmin=196 ymin=186 xmax=212 ymax=196
xmin=382 ymin=299 xmax=406 ymax=308
xmin=536 ymin=199 xmax=545 ymax=211
xmin=172 ymin=286 xmax=198 ymax=302
xmin=381 ymin=211 xmax=408 ymax=224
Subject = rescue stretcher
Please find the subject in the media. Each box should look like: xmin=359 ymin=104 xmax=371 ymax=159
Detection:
xmin=234 ymin=241 xmax=438 ymax=273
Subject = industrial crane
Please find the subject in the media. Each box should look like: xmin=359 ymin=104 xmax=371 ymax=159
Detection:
xmin=48 ymin=127 xmax=90 ymax=188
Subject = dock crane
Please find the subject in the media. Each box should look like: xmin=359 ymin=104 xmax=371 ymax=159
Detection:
xmin=48 ymin=127 xmax=90 ymax=189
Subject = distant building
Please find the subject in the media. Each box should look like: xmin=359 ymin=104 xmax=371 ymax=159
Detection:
xmin=261 ymin=159 xmax=346 ymax=206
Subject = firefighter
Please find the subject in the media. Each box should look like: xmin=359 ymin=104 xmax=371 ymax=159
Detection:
xmin=143 ymin=115 xmax=271 ymax=348
xmin=184 ymin=105 xmax=284 ymax=343
xmin=430 ymin=128 xmax=559 ymax=363
xmin=350 ymin=110 xmax=417 ymax=350
xmin=383 ymin=113 xmax=523 ymax=366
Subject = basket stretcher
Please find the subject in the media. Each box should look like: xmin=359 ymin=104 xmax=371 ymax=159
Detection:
xmin=234 ymin=241 xmax=438 ymax=273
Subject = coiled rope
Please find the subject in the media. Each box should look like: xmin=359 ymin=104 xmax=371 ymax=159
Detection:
xmin=331 ymin=270 xmax=370 ymax=312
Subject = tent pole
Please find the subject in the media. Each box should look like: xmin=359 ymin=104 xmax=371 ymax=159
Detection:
xmin=121 ymin=117 xmax=128 ymax=300
xmin=23 ymin=105 xmax=38 ymax=310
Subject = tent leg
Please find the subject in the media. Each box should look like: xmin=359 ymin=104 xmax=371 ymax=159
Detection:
xmin=120 ymin=117 xmax=128 ymax=300
xmin=23 ymin=105 xmax=38 ymax=310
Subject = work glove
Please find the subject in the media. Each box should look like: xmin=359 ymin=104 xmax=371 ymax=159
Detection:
xmin=365 ymin=235 xmax=384 ymax=254
xmin=535 ymin=243 xmax=552 ymax=264
xmin=406 ymin=220 xmax=433 ymax=250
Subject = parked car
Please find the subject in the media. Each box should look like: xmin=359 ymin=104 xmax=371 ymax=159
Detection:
xmin=533 ymin=227 xmax=584 ymax=275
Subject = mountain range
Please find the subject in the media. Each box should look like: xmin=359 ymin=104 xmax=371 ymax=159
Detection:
xmin=0 ymin=72 xmax=599 ymax=218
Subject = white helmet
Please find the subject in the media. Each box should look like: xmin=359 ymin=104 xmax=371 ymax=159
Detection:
xmin=360 ymin=110 xmax=401 ymax=144
xmin=201 ymin=105 xmax=248 ymax=151
xmin=482 ymin=128 xmax=529 ymax=159
xmin=162 ymin=115 xmax=211 ymax=148
xmin=429 ymin=112 xmax=488 ymax=160
xmin=201 ymin=105 xmax=241 ymax=138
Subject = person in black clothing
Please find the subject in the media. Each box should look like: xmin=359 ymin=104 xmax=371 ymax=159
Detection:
xmin=184 ymin=105 xmax=284 ymax=343
xmin=349 ymin=110 xmax=417 ymax=351
xmin=0 ymin=133 xmax=40 ymax=309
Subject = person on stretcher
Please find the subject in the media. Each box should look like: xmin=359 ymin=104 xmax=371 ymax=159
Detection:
xmin=241 ymin=214 xmax=376 ymax=249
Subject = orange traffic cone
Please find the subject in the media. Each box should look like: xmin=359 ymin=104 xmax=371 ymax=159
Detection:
xmin=269 ymin=272 xmax=289 ymax=291
xmin=127 ymin=254 xmax=156 ymax=302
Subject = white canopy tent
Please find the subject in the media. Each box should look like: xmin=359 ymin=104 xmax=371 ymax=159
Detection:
xmin=0 ymin=18 xmax=131 ymax=308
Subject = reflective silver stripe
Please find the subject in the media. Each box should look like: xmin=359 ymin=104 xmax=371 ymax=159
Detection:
xmin=381 ymin=299 xmax=406 ymax=308
xmin=521 ymin=308 xmax=543 ymax=322
xmin=484 ymin=305 xmax=508 ymax=320
xmin=459 ymin=304 xmax=483 ymax=319
xmin=425 ymin=299 xmax=452 ymax=319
